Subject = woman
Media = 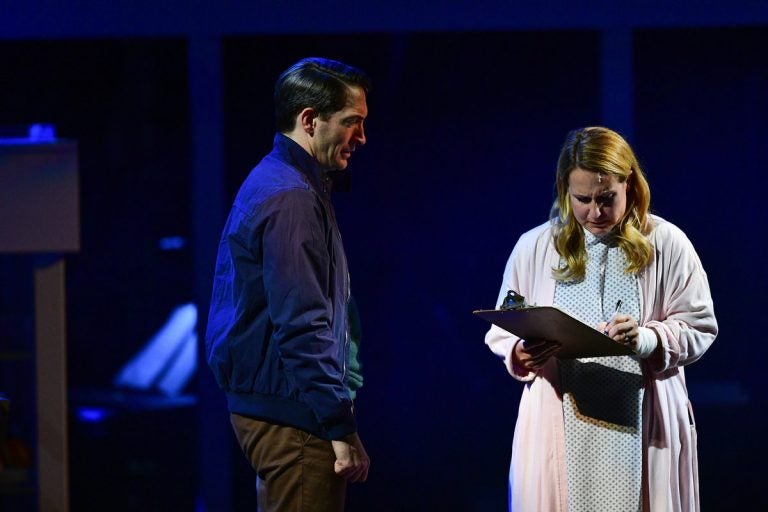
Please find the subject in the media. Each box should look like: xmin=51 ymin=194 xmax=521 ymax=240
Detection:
xmin=485 ymin=127 xmax=717 ymax=511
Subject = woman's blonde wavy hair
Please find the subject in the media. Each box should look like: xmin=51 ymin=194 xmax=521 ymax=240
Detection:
xmin=551 ymin=127 xmax=653 ymax=282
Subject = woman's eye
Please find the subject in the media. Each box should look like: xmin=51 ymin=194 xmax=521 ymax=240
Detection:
xmin=598 ymin=196 xmax=615 ymax=206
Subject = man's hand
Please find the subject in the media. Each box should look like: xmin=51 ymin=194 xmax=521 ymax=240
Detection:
xmin=331 ymin=432 xmax=370 ymax=482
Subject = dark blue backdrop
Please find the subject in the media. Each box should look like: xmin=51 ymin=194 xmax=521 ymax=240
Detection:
xmin=1 ymin=8 xmax=767 ymax=511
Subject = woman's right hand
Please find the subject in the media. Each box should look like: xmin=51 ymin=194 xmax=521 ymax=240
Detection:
xmin=513 ymin=338 xmax=561 ymax=371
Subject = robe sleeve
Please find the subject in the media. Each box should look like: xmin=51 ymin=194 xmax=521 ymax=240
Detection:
xmin=642 ymin=221 xmax=718 ymax=373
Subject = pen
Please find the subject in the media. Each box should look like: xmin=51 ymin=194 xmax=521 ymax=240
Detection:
xmin=603 ymin=300 xmax=623 ymax=335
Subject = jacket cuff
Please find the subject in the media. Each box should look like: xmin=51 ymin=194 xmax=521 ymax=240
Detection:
xmin=321 ymin=403 xmax=357 ymax=440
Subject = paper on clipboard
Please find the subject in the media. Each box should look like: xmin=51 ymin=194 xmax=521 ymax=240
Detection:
xmin=474 ymin=306 xmax=633 ymax=359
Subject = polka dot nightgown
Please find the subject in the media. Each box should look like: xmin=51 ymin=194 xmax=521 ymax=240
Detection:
xmin=554 ymin=229 xmax=644 ymax=512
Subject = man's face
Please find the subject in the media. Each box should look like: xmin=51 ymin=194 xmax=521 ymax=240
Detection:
xmin=310 ymin=86 xmax=367 ymax=170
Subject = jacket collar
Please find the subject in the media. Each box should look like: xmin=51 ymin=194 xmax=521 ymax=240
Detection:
xmin=273 ymin=133 xmax=351 ymax=194
xmin=273 ymin=133 xmax=330 ymax=195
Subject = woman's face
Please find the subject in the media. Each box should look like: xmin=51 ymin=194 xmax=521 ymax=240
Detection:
xmin=567 ymin=167 xmax=628 ymax=235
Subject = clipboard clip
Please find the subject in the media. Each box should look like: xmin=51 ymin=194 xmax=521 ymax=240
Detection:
xmin=499 ymin=290 xmax=527 ymax=311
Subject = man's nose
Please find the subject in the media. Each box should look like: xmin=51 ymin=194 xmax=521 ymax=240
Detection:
xmin=355 ymin=125 xmax=366 ymax=146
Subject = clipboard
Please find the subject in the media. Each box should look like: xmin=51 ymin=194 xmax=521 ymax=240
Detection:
xmin=474 ymin=306 xmax=633 ymax=359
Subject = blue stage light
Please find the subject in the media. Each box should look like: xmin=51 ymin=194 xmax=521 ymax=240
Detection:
xmin=113 ymin=303 xmax=198 ymax=397
xmin=158 ymin=236 xmax=187 ymax=250
xmin=76 ymin=407 xmax=110 ymax=423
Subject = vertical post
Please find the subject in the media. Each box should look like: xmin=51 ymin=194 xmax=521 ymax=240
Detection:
xmin=34 ymin=255 xmax=69 ymax=512
xmin=188 ymin=35 xmax=232 ymax=511
xmin=600 ymin=28 xmax=635 ymax=140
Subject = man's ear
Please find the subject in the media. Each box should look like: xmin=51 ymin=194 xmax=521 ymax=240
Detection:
xmin=298 ymin=108 xmax=318 ymax=135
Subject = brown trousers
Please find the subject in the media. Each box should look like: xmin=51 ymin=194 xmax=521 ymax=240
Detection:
xmin=230 ymin=413 xmax=347 ymax=512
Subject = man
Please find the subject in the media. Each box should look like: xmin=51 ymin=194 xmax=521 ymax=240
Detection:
xmin=205 ymin=57 xmax=370 ymax=511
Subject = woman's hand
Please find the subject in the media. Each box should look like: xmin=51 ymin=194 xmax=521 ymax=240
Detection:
xmin=597 ymin=313 xmax=639 ymax=350
xmin=513 ymin=338 xmax=561 ymax=371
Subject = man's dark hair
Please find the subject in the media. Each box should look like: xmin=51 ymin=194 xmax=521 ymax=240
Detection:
xmin=274 ymin=57 xmax=371 ymax=133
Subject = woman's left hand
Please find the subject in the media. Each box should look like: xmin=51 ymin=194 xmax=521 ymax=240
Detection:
xmin=597 ymin=313 xmax=639 ymax=350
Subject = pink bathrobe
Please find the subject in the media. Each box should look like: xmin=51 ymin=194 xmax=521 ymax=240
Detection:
xmin=485 ymin=216 xmax=717 ymax=512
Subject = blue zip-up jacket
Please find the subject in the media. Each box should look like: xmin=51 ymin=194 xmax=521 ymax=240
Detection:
xmin=205 ymin=134 xmax=356 ymax=440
